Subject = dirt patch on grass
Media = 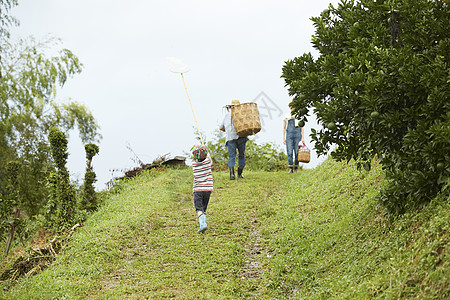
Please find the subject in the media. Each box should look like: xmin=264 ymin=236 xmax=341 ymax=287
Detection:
xmin=240 ymin=216 xmax=264 ymax=280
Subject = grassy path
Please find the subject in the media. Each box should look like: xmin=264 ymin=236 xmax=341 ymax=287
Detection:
xmin=2 ymin=168 xmax=295 ymax=299
xmin=2 ymin=160 xmax=448 ymax=299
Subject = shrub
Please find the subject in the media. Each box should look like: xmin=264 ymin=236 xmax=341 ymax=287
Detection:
xmin=195 ymin=129 xmax=287 ymax=171
xmin=46 ymin=127 xmax=76 ymax=229
xmin=281 ymin=0 xmax=450 ymax=214
xmin=80 ymin=143 xmax=100 ymax=211
xmin=0 ymin=161 xmax=20 ymax=241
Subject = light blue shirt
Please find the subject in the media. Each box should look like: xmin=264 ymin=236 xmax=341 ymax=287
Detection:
xmin=220 ymin=111 xmax=239 ymax=142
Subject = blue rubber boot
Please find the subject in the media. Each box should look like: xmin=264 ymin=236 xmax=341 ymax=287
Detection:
xmin=197 ymin=213 xmax=208 ymax=233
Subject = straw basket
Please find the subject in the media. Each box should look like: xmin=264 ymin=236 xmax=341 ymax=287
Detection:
xmin=231 ymin=102 xmax=261 ymax=137
xmin=298 ymin=146 xmax=310 ymax=163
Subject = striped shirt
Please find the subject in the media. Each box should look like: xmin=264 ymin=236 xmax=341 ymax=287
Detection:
xmin=192 ymin=156 xmax=213 ymax=192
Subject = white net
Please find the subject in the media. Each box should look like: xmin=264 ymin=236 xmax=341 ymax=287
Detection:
xmin=167 ymin=57 xmax=190 ymax=73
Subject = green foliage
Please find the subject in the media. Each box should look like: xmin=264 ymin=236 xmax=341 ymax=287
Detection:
xmin=84 ymin=143 xmax=99 ymax=162
xmin=244 ymin=140 xmax=288 ymax=171
xmin=48 ymin=127 xmax=69 ymax=170
xmin=5 ymin=161 xmax=19 ymax=204
xmin=0 ymin=196 xmax=11 ymax=242
xmin=80 ymin=143 xmax=99 ymax=211
xmin=197 ymin=129 xmax=287 ymax=171
xmin=80 ymin=170 xmax=97 ymax=210
xmin=44 ymin=172 xmax=58 ymax=224
xmin=46 ymin=127 xmax=76 ymax=229
xmin=0 ymin=37 xmax=101 ymax=143
xmin=0 ymin=161 xmax=19 ymax=241
xmin=0 ymin=0 xmax=18 ymax=42
xmin=0 ymin=0 xmax=102 ymax=257
xmin=60 ymin=102 xmax=102 ymax=144
xmin=0 ymin=37 xmax=101 ymax=220
xmin=0 ymin=4 xmax=101 ymax=240
xmin=203 ymin=130 xmax=228 ymax=168
xmin=282 ymin=0 xmax=450 ymax=214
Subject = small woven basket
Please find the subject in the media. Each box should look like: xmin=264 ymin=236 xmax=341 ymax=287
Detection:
xmin=231 ymin=102 xmax=261 ymax=137
xmin=298 ymin=147 xmax=310 ymax=163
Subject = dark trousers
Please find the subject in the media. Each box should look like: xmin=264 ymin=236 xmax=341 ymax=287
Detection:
xmin=194 ymin=191 xmax=211 ymax=213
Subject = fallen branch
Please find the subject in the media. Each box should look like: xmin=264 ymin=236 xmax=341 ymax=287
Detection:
xmin=0 ymin=223 xmax=83 ymax=282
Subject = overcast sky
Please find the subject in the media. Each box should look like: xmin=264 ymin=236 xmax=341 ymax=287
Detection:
xmin=10 ymin=0 xmax=339 ymax=189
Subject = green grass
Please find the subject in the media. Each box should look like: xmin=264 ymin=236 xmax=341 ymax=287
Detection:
xmin=1 ymin=159 xmax=449 ymax=299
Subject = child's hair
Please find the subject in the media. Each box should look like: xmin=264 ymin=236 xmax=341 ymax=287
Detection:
xmin=192 ymin=145 xmax=208 ymax=162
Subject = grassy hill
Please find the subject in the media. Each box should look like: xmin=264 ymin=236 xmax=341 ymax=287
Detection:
xmin=1 ymin=158 xmax=449 ymax=299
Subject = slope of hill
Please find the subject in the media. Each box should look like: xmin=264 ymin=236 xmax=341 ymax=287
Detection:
xmin=1 ymin=158 xmax=448 ymax=299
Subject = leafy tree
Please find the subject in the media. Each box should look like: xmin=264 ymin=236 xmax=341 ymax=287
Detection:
xmin=80 ymin=143 xmax=100 ymax=211
xmin=0 ymin=0 xmax=18 ymax=61
xmin=46 ymin=127 xmax=76 ymax=228
xmin=282 ymin=0 xmax=449 ymax=214
xmin=0 ymin=0 xmax=101 ymax=239
xmin=0 ymin=160 xmax=19 ymax=241
xmin=0 ymin=9 xmax=101 ymax=222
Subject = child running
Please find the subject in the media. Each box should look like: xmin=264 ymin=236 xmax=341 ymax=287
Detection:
xmin=191 ymin=145 xmax=213 ymax=233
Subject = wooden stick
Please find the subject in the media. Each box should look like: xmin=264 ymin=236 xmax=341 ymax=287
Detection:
xmin=181 ymin=73 xmax=205 ymax=146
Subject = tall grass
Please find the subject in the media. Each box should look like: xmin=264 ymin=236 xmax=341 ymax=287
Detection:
xmin=262 ymin=159 xmax=449 ymax=299
xmin=1 ymin=158 xmax=448 ymax=299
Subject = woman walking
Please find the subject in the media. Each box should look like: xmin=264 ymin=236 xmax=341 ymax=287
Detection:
xmin=283 ymin=103 xmax=305 ymax=173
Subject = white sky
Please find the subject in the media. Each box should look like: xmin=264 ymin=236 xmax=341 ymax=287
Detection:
xmin=10 ymin=0 xmax=339 ymax=190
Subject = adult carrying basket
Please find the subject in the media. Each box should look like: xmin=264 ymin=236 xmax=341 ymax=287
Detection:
xmin=298 ymin=142 xmax=310 ymax=163
xmin=231 ymin=102 xmax=261 ymax=137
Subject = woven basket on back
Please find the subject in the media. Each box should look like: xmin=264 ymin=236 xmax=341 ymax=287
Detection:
xmin=298 ymin=147 xmax=310 ymax=163
xmin=231 ymin=102 xmax=261 ymax=137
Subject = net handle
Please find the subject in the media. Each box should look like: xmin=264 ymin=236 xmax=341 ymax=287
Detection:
xmin=181 ymin=73 xmax=204 ymax=146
